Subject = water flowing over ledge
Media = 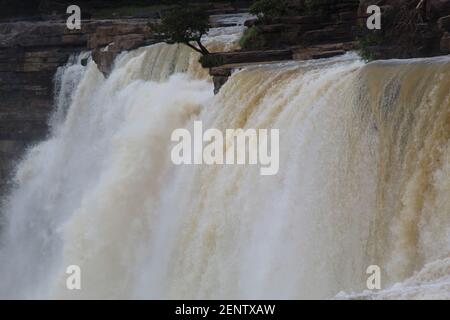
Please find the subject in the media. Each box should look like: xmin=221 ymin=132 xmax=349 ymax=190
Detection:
xmin=0 ymin=20 xmax=449 ymax=299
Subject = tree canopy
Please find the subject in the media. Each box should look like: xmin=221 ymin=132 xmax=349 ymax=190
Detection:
xmin=158 ymin=6 xmax=210 ymax=55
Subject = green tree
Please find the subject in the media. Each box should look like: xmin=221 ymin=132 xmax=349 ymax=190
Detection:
xmin=157 ymin=6 xmax=210 ymax=55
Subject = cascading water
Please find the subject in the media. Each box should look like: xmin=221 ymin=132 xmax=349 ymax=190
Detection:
xmin=0 ymin=17 xmax=449 ymax=299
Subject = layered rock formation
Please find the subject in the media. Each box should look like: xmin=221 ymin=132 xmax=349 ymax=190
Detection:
xmin=241 ymin=0 xmax=450 ymax=58
xmin=245 ymin=0 xmax=360 ymax=48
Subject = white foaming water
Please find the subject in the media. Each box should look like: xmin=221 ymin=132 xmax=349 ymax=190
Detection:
xmin=0 ymin=18 xmax=449 ymax=299
xmin=51 ymin=52 xmax=92 ymax=129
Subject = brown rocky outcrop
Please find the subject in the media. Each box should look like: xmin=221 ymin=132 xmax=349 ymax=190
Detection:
xmin=208 ymin=49 xmax=293 ymax=65
xmin=247 ymin=0 xmax=360 ymax=49
xmin=87 ymin=21 xmax=159 ymax=74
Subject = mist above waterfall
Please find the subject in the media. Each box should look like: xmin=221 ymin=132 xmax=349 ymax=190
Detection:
xmin=0 ymin=20 xmax=449 ymax=299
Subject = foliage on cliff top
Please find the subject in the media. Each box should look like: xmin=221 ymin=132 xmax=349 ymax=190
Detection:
xmin=239 ymin=26 xmax=266 ymax=50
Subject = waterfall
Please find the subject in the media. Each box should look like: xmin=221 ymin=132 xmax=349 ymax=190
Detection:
xmin=0 ymin=20 xmax=449 ymax=299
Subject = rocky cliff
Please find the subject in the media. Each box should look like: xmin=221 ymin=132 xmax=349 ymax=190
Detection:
xmin=240 ymin=0 xmax=450 ymax=59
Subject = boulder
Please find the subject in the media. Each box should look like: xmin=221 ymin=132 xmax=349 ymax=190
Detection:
xmin=207 ymin=49 xmax=293 ymax=65
xmin=213 ymin=76 xmax=229 ymax=95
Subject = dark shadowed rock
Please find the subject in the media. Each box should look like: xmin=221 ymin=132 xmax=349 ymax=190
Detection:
xmin=213 ymin=76 xmax=229 ymax=94
xmin=441 ymin=31 xmax=450 ymax=52
xmin=438 ymin=15 xmax=450 ymax=31
xmin=427 ymin=0 xmax=450 ymax=20
xmin=207 ymin=49 xmax=293 ymax=65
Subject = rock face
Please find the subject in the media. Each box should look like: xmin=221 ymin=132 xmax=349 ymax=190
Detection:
xmin=208 ymin=49 xmax=293 ymax=65
xmin=88 ymin=21 xmax=161 ymax=74
xmin=0 ymin=18 xmax=157 ymax=192
xmin=240 ymin=0 xmax=450 ymax=60
xmin=438 ymin=13 xmax=450 ymax=53
xmin=244 ymin=0 xmax=360 ymax=49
